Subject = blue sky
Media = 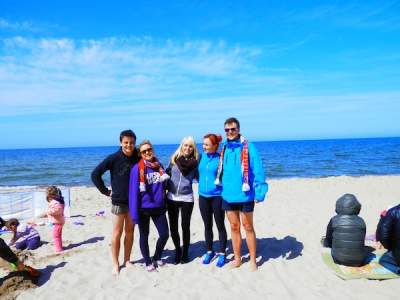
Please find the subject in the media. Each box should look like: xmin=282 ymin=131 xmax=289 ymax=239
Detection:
xmin=1 ymin=0 xmax=399 ymax=149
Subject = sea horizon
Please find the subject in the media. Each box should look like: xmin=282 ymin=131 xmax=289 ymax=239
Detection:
xmin=1 ymin=135 xmax=399 ymax=151
xmin=1 ymin=136 xmax=400 ymax=187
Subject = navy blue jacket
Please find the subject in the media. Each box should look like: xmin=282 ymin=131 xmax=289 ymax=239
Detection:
xmin=91 ymin=148 xmax=139 ymax=206
xmin=376 ymin=204 xmax=400 ymax=265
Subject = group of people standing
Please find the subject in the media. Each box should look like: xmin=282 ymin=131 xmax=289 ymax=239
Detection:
xmin=91 ymin=117 xmax=268 ymax=274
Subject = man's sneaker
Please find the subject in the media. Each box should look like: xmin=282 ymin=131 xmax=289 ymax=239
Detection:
xmin=215 ymin=254 xmax=226 ymax=268
xmin=202 ymin=251 xmax=215 ymax=264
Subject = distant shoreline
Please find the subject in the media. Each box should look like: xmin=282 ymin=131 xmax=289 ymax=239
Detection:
xmin=1 ymin=137 xmax=399 ymax=187
xmin=1 ymin=174 xmax=400 ymax=190
xmin=1 ymin=136 xmax=399 ymax=151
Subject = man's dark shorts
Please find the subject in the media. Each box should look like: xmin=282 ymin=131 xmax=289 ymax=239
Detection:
xmin=221 ymin=200 xmax=255 ymax=212
xmin=111 ymin=204 xmax=129 ymax=215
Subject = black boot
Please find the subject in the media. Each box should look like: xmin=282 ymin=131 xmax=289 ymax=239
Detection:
xmin=181 ymin=245 xmax=189 ymax=264
xmin=174 ymin=248 xmax=182 ymax=264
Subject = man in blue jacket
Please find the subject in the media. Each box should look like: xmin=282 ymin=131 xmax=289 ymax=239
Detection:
xmin=215 ymin=117 xmax=268 ymax=271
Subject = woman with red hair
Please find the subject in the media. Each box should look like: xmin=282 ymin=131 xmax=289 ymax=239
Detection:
xmin=198 ymin=133 xmax=227 ymax=267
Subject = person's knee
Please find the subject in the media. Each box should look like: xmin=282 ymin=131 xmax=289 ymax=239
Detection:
xmin=113 ymin=227 xmax=123 ymax=239
xmin=242 ymin=222 xmax=254 ymax=233
xmin=124 ymin=225 xmax=134 ymax=237
xmin=230 ymin=222 xmax=241 ymax=233
xmin=15 ymin=243 xmax=26 ymax=250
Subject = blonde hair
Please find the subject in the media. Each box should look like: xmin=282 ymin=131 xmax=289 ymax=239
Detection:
xmin=170 ymin=136 xmax=199 ymax=164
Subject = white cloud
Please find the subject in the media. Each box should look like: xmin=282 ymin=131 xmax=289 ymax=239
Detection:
xmin=0 ymin=18 xmax=39 ymax=32
xmin=0 ymin=36 xmax=296 ymax=117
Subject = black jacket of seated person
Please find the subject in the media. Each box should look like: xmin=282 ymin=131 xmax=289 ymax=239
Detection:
xmin=376 ymin=204 xmax=400 ymax=265
xmin=325 ymin=194 xmax=366 ymax=266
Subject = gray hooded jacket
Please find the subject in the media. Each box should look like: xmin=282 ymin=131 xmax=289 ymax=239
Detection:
xmin=166 ymin=163 xmax=198 ymax=197
xmin=325 ymin=194 xmax=366 ymax=266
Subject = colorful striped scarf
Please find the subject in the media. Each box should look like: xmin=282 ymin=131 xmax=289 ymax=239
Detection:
xmin=214 ymin=135 xmax=250 ymax=192
xmin=139 ymin=158 xmax=170 ymax=192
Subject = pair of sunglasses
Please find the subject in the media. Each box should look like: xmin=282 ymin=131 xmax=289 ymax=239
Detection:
xmin=224 ymin=127 xmax=238 ymax=133
xmin=141 ymin=148 xmax=153 ymax=154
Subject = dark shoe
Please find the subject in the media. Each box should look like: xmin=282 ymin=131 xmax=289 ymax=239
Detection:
xmin=174 ymin=249 xmax=182 ymax=264
xmin=181 ymin=251 xmax=189 ymax=264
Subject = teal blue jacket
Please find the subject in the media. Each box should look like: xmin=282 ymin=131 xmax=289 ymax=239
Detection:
xmin=220 ymin=139 xmax=268 ymax=203
xmin=198 ymin=152 xmax=222 ymax=197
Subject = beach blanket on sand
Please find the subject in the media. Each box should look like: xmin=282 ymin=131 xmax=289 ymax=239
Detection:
xmin=322 ymin=247 xmax=400 ymax=280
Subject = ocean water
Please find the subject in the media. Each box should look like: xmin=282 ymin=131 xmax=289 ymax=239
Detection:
xmin=0 ymin=137 xmax=399 ymax=187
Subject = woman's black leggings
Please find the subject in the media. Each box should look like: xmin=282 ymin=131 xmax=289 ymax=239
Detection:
xmin=167 ymin=200 xmax=194 ymax=253
xmin=199 ymin=196 xmax=227 ymax=253
xmin=138 ymin=211 xmax=169 ymax=266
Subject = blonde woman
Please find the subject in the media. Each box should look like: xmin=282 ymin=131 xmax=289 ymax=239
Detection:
xmin=166 ymin=136 xmax=199 ymax=264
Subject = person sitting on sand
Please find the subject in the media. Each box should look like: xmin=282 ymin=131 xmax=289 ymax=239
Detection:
xmin=129 ymin=140 xmax=170 ymax=272
xmin=5 ymin=218 xmax=41 ymax=251
xmin=376 ymin=204 xmax=400 ymax=265
xmin=325 ymin=193 xmax=366 ymax=266
xmin=216 ymin=117 xmax=268 ymax=271
xmin=0 ymin=217 xmax=40 ymax=277
xmin=91 ymin=129 xmax=139 ymax=275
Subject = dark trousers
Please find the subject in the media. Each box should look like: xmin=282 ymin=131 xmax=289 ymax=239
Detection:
xmin=199 ymin=196 xmax=227 ymax=253
xmin=0 ymin=238 xmax=18 ymax=264
xmin=167 ymin=200 xmax=194 ymax=254
xmin=138 ymin=210 xmax=169 ymax=266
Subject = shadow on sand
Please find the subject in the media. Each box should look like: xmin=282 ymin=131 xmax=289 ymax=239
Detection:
xmin=36 ymin=262 xmax=67 ymax=286
xmin=63 ymin=236 xmax=104 ymax=251
xmin=252 ymin=236 xmax=304 ymax=266
xmin=132 ymin=236 xmax=303 ymax=267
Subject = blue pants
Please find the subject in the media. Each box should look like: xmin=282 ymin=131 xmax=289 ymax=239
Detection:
xmin=138 ymin=210 xmax=169 ymax=266
xmin=15 ymin=236 xmax=41 ymax=250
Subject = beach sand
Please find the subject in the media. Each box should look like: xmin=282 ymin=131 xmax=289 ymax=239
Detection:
xmin=1 ymin=175 xmax=400 ymax=299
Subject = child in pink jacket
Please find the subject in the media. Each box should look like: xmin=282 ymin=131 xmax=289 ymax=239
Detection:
xmin=46 ymin=186 xmax=65 ymax=252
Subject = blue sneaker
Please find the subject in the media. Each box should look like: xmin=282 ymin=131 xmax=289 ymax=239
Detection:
xmin=202 ymin=251 xmax=215 ymax=264
xmin=215 ymin=254 xmax=226 ymax=268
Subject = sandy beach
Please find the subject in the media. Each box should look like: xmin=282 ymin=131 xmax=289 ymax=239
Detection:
xmin=1 ymin=175 xmax=400 ymax=299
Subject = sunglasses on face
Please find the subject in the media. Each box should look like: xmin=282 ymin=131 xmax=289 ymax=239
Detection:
xmin=140 ymin=148 xmax=153 ymax=154
xmin=224 ymin=127 xmax=238 ymax=133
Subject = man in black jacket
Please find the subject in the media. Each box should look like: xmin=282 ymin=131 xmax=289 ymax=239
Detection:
xmin=91 ymin=129 xmax=139 ymax=275
xmin=325 ymin=194 xmax=366 ymax=266
xmin=376 ymin=204 xmax=400 ymax=266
